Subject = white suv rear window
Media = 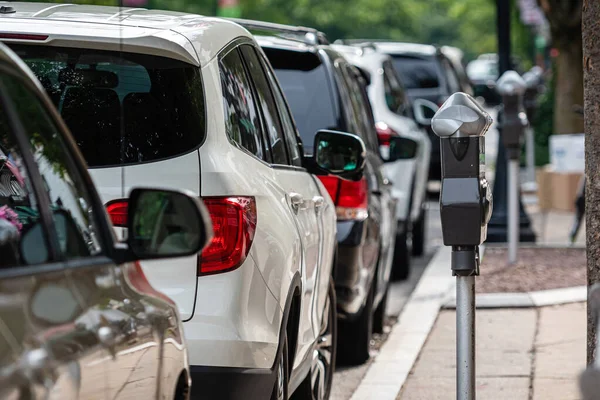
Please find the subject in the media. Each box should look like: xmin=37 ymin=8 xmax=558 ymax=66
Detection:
xmin=10 ymin=45 xmax=205 ymax=167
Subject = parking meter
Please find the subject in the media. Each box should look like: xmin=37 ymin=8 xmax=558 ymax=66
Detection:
xmin=496 ymin=71 xmax=527 ymax=160
xmin=522 ymin=67 xmax=544 ymax=190
xmin=496 ymin=71 xmax=527 ymax=264
xmin=431 ymin=92 xmax=493 ymax=400
xmin=523 ymin=67 xmax=543 ymax=122
xmin=433 ymin=92 xmax=493 ymax=271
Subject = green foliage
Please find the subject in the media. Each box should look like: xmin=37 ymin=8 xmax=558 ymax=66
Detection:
xmin=26 ymin=0 xmax=536 ymax=64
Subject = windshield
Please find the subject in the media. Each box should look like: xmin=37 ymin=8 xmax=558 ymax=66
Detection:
xmin=262 ymin=48 xmax=337 ymax=154
xmin=9 ymin=45 xmax=205 ymax=168
xmin=391 ymin=55 xmax=440 ymax=89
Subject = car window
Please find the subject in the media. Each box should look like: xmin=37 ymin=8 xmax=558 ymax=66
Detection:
xmin=331 ymin=60 xmax=361 ymax=137
xmin=0 ymin=74 xmax=103 ymax=265
xmin=220 ymin=48 xmax=265 ymax=160
xmin=442 ymin=57 xmax=461 ymax=93
xmin=344 ymin=65 xmax=379 ymax=152
xmin=258 ymin=51 xmax=303 ymax=167
xmin=391 ymin=55 xmax=440 ymax=89
xmin=264 ymin=47 xmax=338 ymax=156
xmin=10 ymin=45 xmax=205 ymax=167
xmin=382 ymin=60 xmax=408 ymax=116
xmin=240 ymin=45 xmax=289 ymax=166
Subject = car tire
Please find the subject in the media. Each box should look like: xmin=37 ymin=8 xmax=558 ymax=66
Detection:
xmin=337 ymin=281 xmax=373 ymax=365
xmin=271 ymin=334 xmax=289 ymax=400
xmin=392 ymin=229 xmax=410 ymax=281
xmin=412 ymin=207 xmax=427 ymax=257
xmin=293 ymin=280 xmax=337 ymax=400
xmin=372 ymin=281 xmax=389 ymax=334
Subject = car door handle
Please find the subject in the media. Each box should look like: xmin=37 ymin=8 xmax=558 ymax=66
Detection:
xmin=313 ymin=196 xmax=325 ymax=210
xmin=289 ymin=193 xmax=305 ymax=211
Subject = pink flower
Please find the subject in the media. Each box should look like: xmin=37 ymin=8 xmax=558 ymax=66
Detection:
xmin=0 ymin=206 xmax=22 ymax=232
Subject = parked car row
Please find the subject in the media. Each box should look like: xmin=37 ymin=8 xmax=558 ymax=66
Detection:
xmin=0 ymin=3 xmax=468 ymax=399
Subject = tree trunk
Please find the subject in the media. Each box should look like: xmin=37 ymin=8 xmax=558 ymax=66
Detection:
xmin=583 ymin=0 xmax=600 ymax=365
xmin=555 ymin=37 xmax=584 ymax=133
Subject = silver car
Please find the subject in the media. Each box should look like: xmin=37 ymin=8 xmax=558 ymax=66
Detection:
xmin=0 ymin=42 xmax=212 ymax=400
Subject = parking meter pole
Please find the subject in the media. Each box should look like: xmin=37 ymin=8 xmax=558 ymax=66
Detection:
xmin=432 ymin=93 xmax=493 ymax=400
xmin=508 ymin=159 xmax=519 ymax=264
xmin=454 ymin=247 xmax=477 ymax=400
xmin=523 ymin=69 xmax=542 ymax=191
xmin=524 ymin=127 xmax=536 ymax=187
xmin=496 ymin=71 xmax=527 ymax=264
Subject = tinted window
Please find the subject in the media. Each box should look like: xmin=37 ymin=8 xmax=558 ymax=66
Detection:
xmin=382 ymin=60 xmax=408 ymax=116
xmin=343 ymin=66 xmax=378 ymax=152
xmin=220 ymin=48 xmax=264 ymax=160
xmin=442 ymin=58 xmax=461 ymax=93
xmin=259 ymin=52 xmax=303 ymax=167
xmin=264 ymin=48 xmax=337 ymax=155
xmin=0 ymin=74 xmax=103 ymax=266
xmin=391 ymin=55 xmax=440 ymax=89
xmin=240 ymin=45 xmax=289 ymax=165
xmin=10 ymin=45 xmax=205 ymax=167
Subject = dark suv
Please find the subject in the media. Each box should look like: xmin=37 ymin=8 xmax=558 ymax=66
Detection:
xmin=251 ymin=26 xmax=397 ymax=365
xmin=0 ymin=42 xmax=212 ymax=399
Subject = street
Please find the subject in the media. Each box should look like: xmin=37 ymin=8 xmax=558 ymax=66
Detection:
xmin=331 ymin=200 xmax=442 ymax=400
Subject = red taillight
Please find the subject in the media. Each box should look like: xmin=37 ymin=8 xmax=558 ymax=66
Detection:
xmin=106 ymin=199 xmax=128 ymax=228
xmin=375 ymin=121 xmax=397 ymax=147
xmin=317 ymin=176 xmax=340 ymax=203
xmin=199 ymin=197 xmax=257 ymax=276
xmin=0 ymin=33 xmax=49 ymax=41
xmin=318 ymin=175 xmax=368 ymax=221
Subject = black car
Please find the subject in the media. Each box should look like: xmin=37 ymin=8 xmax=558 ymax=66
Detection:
xmin=0 ymin=42 xmax=213 ymax=399
xmin=253 ymin=28 xmax=397 ymax=365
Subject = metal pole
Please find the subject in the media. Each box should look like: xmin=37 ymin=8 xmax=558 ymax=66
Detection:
xmin=508 ymin=159 xmax=519 ymax=264
xmin=524 ymin=126 xmax=536 ymax=189
xmin=456 ymin=275 xmax=476 ymax=400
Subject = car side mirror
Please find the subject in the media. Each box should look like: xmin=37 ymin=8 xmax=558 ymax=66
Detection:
xmin=312 ymin=130 xmax=366 ymax=181
xmin=412 ymin=98 xmax=440 ymax=126
xmin=389 ymin=137 xmax=418 ymax=161
xmin=127 ymin=188 xmax=213 ymax=261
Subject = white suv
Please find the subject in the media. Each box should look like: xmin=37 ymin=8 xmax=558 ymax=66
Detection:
xmin=1 ymin=4 xmax=367 ymax=399
xmin=332 ymin=44 xmax=436 ymax=277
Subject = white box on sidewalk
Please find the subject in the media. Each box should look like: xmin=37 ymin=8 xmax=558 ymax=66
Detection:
xmin=549 ymin=133 xmax=585 ymax=172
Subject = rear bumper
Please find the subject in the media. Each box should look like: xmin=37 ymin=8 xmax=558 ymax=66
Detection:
xmin=189 ymin=365 xmax=275 ymax=400
xmin=334 ymin=221 xmax=371 ymax=319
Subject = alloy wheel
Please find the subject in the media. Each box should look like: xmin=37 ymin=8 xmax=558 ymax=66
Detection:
xmin=311 ymin=288 xmax=335 ymax=400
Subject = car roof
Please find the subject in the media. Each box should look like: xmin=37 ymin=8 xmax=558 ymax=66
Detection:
xmin=349 ymin=41 xmax=439 ymax=57
xmin=0 ymin=2 xmax=251 ymax=66
xmin=255 ymin=34 xmax=315 ymax=53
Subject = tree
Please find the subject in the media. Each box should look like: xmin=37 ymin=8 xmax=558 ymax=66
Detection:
xmin=538 ymin=0 xmax=584 ymax=134
xmin=583 ymin=0 xmax=600 ymax=365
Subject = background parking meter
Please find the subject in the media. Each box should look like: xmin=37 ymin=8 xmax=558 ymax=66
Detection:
xmin=522 ymin=68 xmax=544 ymax=188
xmin=432 ymin=92 xmax=493 ymax=400
xmin=496 ymin=71 xmax=527 ymax=264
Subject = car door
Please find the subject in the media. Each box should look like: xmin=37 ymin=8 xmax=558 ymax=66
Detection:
xmin=239 ymin=44 xmax=324 ymax=368
xmin=0 ymin=62 xmax=112 ymax=400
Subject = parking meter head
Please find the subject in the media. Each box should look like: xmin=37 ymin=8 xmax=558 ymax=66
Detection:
xmin=432 ymin=92 xmax=493 ymax=139
xmin=522 ymin=71 xmax=539 ymax=89
xmin=496 ymin=70 xmax=526 ymax=96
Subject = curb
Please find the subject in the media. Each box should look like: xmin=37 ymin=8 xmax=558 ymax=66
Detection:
xmin=442 ymin=285 xmax=587 ymax=309
xmin=350 ymin=245 xmax=456 ymax=400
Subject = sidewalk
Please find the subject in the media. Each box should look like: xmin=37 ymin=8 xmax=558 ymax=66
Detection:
xmin=398 ymin=302 xmax=586 ymax=400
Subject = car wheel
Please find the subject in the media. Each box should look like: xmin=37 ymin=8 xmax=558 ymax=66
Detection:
xmin=372 ymin=281 xmax=389 ymax=334
xmin=294 ymin=280 xmax=337 ymax=400
xmin=337 ymin=281 xmax=373 ymax=365
xmin=412 ymin=207 xmax=427 ymax=257
xmin=392 ymin=229 xmax=410 ymax=281
xmin=271 ymin=334 xmax=289 ymax=400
